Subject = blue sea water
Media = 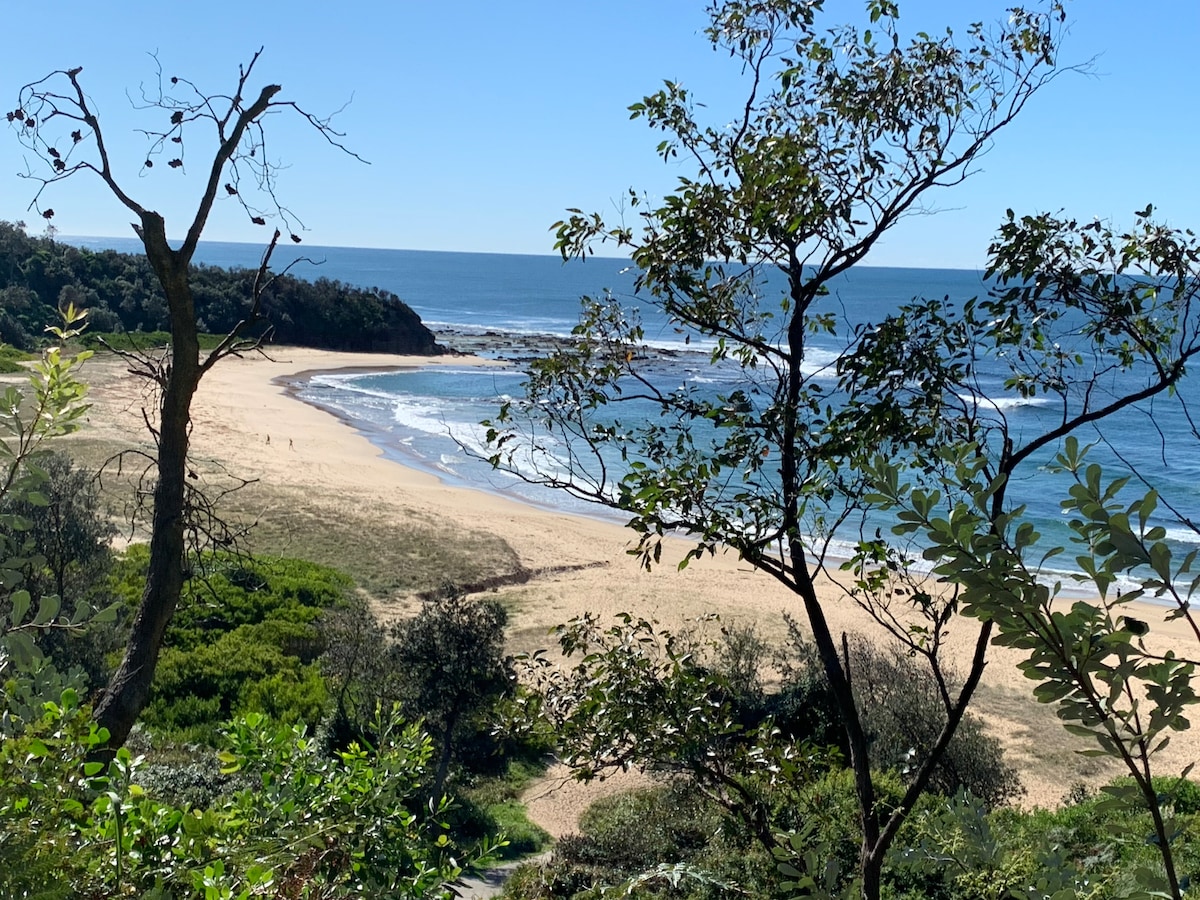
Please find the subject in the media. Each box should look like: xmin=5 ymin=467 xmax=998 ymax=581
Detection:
xmin=70 ymin=237 xmax=1200 ymax=590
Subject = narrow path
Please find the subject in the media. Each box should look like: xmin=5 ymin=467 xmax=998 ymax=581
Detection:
xmin=455 ymin=854 xmax=549 ymax=899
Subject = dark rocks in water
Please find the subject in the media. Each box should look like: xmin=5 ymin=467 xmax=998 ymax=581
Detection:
xmin=435 ymin=327 xmax=709 ymax=368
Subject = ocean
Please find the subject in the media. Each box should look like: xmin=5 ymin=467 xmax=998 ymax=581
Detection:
xmin=70 ymin=237 xmax=1200 ymax=593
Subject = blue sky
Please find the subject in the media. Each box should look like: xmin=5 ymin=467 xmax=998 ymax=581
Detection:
xmin=2 ymin=1 xmax=1196 ymax=269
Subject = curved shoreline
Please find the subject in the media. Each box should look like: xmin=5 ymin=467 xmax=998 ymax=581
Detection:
xmin=279 ymin=355 xmax=1134 ymax=604
xmin=278 ymin=361 xmax=637 ymax=530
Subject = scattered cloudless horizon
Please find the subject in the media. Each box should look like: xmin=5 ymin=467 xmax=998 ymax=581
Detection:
xmin=3 ymin=1 xmax=1197 ymax=270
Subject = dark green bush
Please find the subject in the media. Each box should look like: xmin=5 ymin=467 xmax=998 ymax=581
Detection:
xmin=572 ymin=784 xmax=719 ymax=872
xmin=1150 ymin=775 xmax=1200 ymax=816
xmin=322 ymin=588 xmax=515 ymax=795
xmin=508 ymin=787 xmax=702 ymax=898
xmin=143 ymin=622 xmax=329 ymax=743
xmin=110 ymin=548 xmax=351 ymax=743
xmin=505 ymin=782 xmax=775 ymax=900
xmin=0 ymin=451 xmax=120 ymax=688
xmin=776 ymin=621 xmax=1022 ymax=808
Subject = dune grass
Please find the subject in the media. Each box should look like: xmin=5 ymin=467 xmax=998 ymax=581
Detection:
xmin=59 ymin=435 xmax=522 ymax=607
xmin=0 ymin=344 xmax=35 ymax=374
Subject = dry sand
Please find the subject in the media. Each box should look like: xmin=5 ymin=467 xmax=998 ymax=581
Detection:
xmin=67 ymin=347 xmax=1200 ymax=832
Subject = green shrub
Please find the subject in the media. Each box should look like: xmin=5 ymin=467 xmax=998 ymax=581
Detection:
xmin=505 ymin=782 xmax=772 ymax=900
xmin=0 ymin=451 xmax=119 ymax=689
xmin=1145 ymin=775 xmax=1200 ymax=816
xmin=503 ymin=784 xmax=703 ymax=898
xmin=143 ymin=623 xmax=329 ymax=743
xmin=887 ymin=792 xmax=1041 ymax=900
xmin=111 ymin=548 xmax=351 ymax=743
xmin=777 ymin=621 xmax=1023 ymax=808
xmin=574 ymin=784 xmax=719 ymax=872
xmin=0 ymin=695 xmax=484 ymax=898
xmin=975 ymin=779 xmax=1200 ymax=899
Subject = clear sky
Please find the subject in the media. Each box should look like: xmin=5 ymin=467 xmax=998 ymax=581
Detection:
xmin=2 ymin=1 xmax=1196 ymax=269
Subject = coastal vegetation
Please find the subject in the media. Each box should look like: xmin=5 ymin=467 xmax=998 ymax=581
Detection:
xmin=2 ymin=3 xmax=1199 ymax=900
xmin=0 ymin=451 xmax=543 ymax=897
xmin=0 ymin=220 xmax=441 ymax=354
xmin=5 ymin=47 xmax=450 ymax=756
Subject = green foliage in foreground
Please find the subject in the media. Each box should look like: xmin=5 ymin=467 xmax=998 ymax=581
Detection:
xmin=503 ymin=773 xmax=1200 ymax=900
xmin=0 ymin=694 xmax=488 ymax=899
xmin=886 ymin=783 xmax=1200 ymax=900
xmin=109 ymin=547 xmax=353 ymax=743
xmin=0 ymin=305 xmax=99 ymax=720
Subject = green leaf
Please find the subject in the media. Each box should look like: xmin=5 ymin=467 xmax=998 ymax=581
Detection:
xmin=10 ymin=588 xmax=30 ymax=626
xmin=5 ymin=630 xmax=39 ymax=669
xmin=31 ymin=594 xmax=61 ymax=627
xmin=91 ymin=602 xmax=119 ymax=626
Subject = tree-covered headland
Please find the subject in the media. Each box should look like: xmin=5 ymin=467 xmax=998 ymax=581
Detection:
xmin=0 ymin=220 xmax=442 ymax=354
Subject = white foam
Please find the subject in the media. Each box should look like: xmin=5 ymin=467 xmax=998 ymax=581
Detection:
xmin=390 ymin=399 xmax=457 ymax=436
xmin=799 ymin=347 xmax=842 ymax=378
xmin=956 ymin=393 xmax=1054 ymax=412
xmin=1163 ymin=526 xmax=1200 ymax=547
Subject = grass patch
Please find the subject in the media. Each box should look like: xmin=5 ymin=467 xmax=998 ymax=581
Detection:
xmin=221 ymin=483 xmax=521 ymax=600
xmin=59 ymin=435 xmax=522 ymax=606
xmin=0 ymin=344 xmax=35 ymax=373
xmin=460 ymin=760 xmax=553 ymax=860
xmin=79 ymin=331 xmax=228 ymax=352
xmin=974 ymin=682 xmax=1119 ymax=790
xmin=484 ymin=801 xmax=552 ymax=858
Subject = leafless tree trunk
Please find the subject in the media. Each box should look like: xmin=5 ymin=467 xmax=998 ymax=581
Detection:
xmin=10 ymin=53 xmax=358 ymax=751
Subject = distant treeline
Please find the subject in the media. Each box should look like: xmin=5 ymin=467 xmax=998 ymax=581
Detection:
xmin=0 ymin=221 xmax=443 ymax=354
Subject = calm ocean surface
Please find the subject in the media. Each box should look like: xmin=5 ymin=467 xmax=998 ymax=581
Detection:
xmin=71 ymin=237 xmax=1200 ymax=591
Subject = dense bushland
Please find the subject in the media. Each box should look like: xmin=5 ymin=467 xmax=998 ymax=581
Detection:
xmin=2 ymin=512 xmax=547 ymax=895
xmin=502 ymin=772 xmax=1200 ymax=899
xmin=0 ymin=220 xmax=442 ymax=353
xmin=0 ymin=697 xmax=487 ymax=899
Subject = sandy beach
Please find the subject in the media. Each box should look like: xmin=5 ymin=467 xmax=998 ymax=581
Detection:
xmin=67 ymin=346 xmax=1200 ymax=826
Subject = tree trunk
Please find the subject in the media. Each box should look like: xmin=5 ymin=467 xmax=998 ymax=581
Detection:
xmin=93 ymin=214 xmax=200 ymax=752
xmin=432 ymin=708 xmax=459 ymax=802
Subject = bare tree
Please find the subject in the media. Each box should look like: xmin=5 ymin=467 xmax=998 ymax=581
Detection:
xmin=8 ymin=50 xmax=360 ymax=751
